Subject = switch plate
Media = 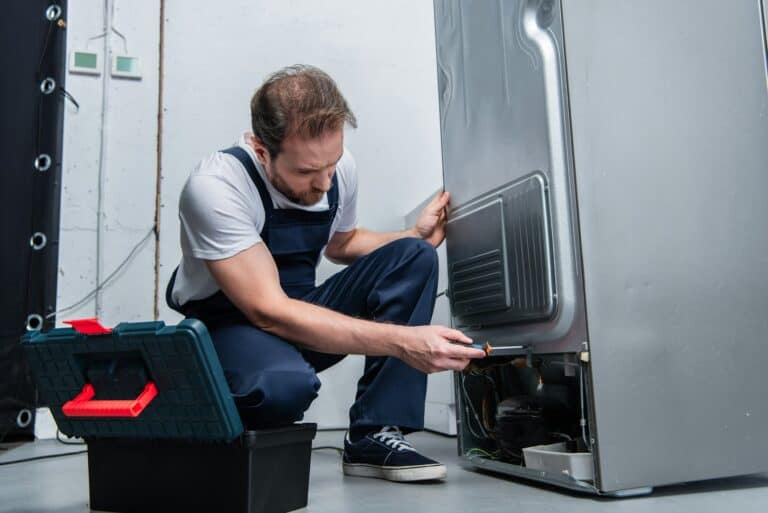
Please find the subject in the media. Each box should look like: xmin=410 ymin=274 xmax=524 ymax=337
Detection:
xmin=111 ymin=55 xmax=141 ymax=79
xmin=69 ymin=50 xmax=100 ymax=75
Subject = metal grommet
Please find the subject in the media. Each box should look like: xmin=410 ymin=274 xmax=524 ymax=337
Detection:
xmin=30 ymin=232 xmax=48 ymax=250
xmin=34 ymin=154 xmax=52 ymax=172
xmin=45 ymin=4 xmax=62 ymax=21
xmin=16 ymin=409 xmax=33 ymax=429
xmin=26 ymin=314 xmax=44 ymax=332
xmin=40 ymin=77 xmax=56 ymax=95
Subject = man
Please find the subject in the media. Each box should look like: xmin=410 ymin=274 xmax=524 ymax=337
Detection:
xmin=166 ymin=65 xmax=485 ymax=482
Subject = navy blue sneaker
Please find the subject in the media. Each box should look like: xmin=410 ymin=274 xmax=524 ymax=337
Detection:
xmin=342 ymin=426 xmax=447 ymax=482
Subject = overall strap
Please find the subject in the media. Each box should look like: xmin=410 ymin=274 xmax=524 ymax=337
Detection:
xmin=221 ymin=146 xmax=274 ymax=216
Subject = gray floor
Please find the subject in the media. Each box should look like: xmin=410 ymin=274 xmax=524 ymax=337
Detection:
xmin=2 ymin=431 xmax=768 ymax=513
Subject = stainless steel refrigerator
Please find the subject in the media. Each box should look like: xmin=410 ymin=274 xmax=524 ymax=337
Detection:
xmin=434 ymin=0 xmax=768 ymax=496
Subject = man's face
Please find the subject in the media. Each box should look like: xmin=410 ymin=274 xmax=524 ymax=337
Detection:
xmin=254 ymin=128 xmax=343 ymax=206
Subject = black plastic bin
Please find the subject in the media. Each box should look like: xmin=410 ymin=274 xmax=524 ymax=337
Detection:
xmin=87 ymin=423 xmax=317 ymax=513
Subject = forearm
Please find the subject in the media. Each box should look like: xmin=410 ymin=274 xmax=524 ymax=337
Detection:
xmin=251 ymin=295 xmax=409 ymax=356
xmin=328 ymin=227 xmax=420 ymax=264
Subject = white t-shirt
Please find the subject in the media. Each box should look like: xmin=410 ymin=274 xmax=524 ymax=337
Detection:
xmin=170 ymin=133 xmax=358 ymax=306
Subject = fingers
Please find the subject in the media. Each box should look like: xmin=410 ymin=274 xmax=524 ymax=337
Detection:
xmin=435 ymin=327 xmax=486 ymax=359
xmin=429 ymin=191 xmax=450 ymax=212
xmin=439 ymin=327 xmax=473 ymax=344
xmin=450 ymin=346 xmax=487 ymax=359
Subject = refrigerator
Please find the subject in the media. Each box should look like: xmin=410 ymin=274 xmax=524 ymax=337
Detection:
xmin=434 ymin=0 xmax=768 ymax=495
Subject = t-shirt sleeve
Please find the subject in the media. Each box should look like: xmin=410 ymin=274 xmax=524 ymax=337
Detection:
xmin=334 ymin=148 xmax=358 ymax=232
xmin=178 ymin=174 xmax=263 ymax=260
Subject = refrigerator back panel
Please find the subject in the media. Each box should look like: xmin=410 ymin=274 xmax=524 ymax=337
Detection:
xmin=447 ymin=174 xmax=555 ymax=328
xmin=434 ymin=0 xmax=586 ymax=352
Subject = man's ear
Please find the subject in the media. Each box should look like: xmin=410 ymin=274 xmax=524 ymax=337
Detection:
xmin=249 ymin=135 xmax=271 ymax=166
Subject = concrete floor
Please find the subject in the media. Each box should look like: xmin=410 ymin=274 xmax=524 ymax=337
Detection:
xmin=2 ymin=430 xmax=768 ymax=513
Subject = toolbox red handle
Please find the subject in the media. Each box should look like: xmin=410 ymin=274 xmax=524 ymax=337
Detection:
xmin=62 ymin=382 xmax=158 ymax=418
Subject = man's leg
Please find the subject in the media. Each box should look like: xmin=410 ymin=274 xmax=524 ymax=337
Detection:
xmin=302 ymin=237 xmax=446 ymax=481
xmin=207 ymin=321 xmax=323 ymax=428
xmin=301 ymin=237 xmax=439 ymax=433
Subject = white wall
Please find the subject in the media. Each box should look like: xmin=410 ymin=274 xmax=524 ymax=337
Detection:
xmin=59 ymin=0 xmax=447 ymax=429
xmin=58 ymin=0 xmax=159 ymax=327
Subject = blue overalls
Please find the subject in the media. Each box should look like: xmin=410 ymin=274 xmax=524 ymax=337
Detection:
xmin=166 ymin=146 xmax=439 ymax=432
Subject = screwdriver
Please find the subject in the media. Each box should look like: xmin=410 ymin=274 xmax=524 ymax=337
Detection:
xmin=461 ymin=342 xmax=525 ymax=356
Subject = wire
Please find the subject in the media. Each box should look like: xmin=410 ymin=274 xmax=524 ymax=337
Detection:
xmin=579 ymin=363 xmax=591 ymax=451
xmin=59 ymin=88 xmax=80 ymax=111
xmin=435 ymin=289 xmax=448 ymax=299
xmin=46 ymin=226 xmax=156 ymax=320
xmin=551 ymin=432 xmax=573 ymax=442
xmin=0 ymin=449 xmax=87 ymax=466
xmin=35 ymin=16 xmax=56 ymax=82
xmin=464 ymin=447 xmax=501 ymax=460
xmin=312 ymin=445 xmax=343 ymax=456
xmin=110 ymin=25 xmax=129 ymax=53
xmin=459 ymin=373 xmax=489 ymax=439
xmin=94 ymin=0 xmax=114 ymax=318
xmin=85 ymin=0 xmax=129 ymax=54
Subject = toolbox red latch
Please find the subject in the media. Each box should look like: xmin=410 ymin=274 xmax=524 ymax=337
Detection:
xmin=64 ymin=318 xmax=112 ymax=335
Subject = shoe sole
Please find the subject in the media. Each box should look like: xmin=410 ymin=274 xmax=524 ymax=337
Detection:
xmin=343 ymin=462 xmax=447 ymax=482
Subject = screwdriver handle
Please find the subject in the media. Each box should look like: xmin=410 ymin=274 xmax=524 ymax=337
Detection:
xmin=467 ymin=342 xmax=492 ymax=355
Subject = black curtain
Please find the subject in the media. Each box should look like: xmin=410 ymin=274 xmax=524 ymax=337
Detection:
xmin=0 ymin=1 xmax=67 ymax=441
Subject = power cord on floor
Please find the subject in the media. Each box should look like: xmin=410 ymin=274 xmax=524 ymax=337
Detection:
xmin=312 ymin=445 xmax=343 ymax=456
xmin=0 ymin=449 xmax=87 ymax=466
xmin=0 ymin=429 xmax=88 ymax=466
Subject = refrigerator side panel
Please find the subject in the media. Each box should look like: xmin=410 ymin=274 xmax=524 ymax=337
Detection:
xmin=562 ymin=0 xmax=768 ymax=491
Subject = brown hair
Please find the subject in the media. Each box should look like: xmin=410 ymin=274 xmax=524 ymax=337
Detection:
xmin=250 ymin=65 xmax=357 ymax=158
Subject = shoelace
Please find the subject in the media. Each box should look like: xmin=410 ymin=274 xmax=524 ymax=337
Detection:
xmin=372 ymin=426 xmax=415 ymax=452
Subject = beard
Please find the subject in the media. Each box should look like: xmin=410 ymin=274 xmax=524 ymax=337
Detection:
xmin=266 ymin=166 xmax=325 ymax=206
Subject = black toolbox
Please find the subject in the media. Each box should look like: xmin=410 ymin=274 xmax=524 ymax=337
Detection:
xmin=87 ymin=424 xmax=317 ymax=513
xmin=23 ymin=318 xmax=317 ymax=513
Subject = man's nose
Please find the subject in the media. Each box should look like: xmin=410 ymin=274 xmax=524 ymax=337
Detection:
xmin=314 ymin=170 xmax=334 ymax=192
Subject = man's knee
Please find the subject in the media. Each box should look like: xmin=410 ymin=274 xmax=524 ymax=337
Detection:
xmin=389 ymin=237 xmax=438 ymax=275
xmin=234 ymin=368 xmax=321 ymax=424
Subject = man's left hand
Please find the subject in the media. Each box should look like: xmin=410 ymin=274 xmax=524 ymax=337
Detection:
xmin=413 ymin=191 xmax=450 ymax=248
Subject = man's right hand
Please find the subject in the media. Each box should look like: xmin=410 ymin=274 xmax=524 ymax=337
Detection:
xmin=397 ymin=325 xmax=487 ymax=373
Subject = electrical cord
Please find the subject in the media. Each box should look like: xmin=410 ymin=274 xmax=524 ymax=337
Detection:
xmin=46 ymin=226 xmax=156 ymax=320
xmin=59 ymin=88 xmax=79 ymax=111
xmin=0 ymin=445 xmax=344 ymax=466
xmin=0 ymin=424 xmax=87 ymax=467
xmin=312 ymin=445 xmax=343 ymax=456
xmin=0 ymin=449 xmax=87 ymax=467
